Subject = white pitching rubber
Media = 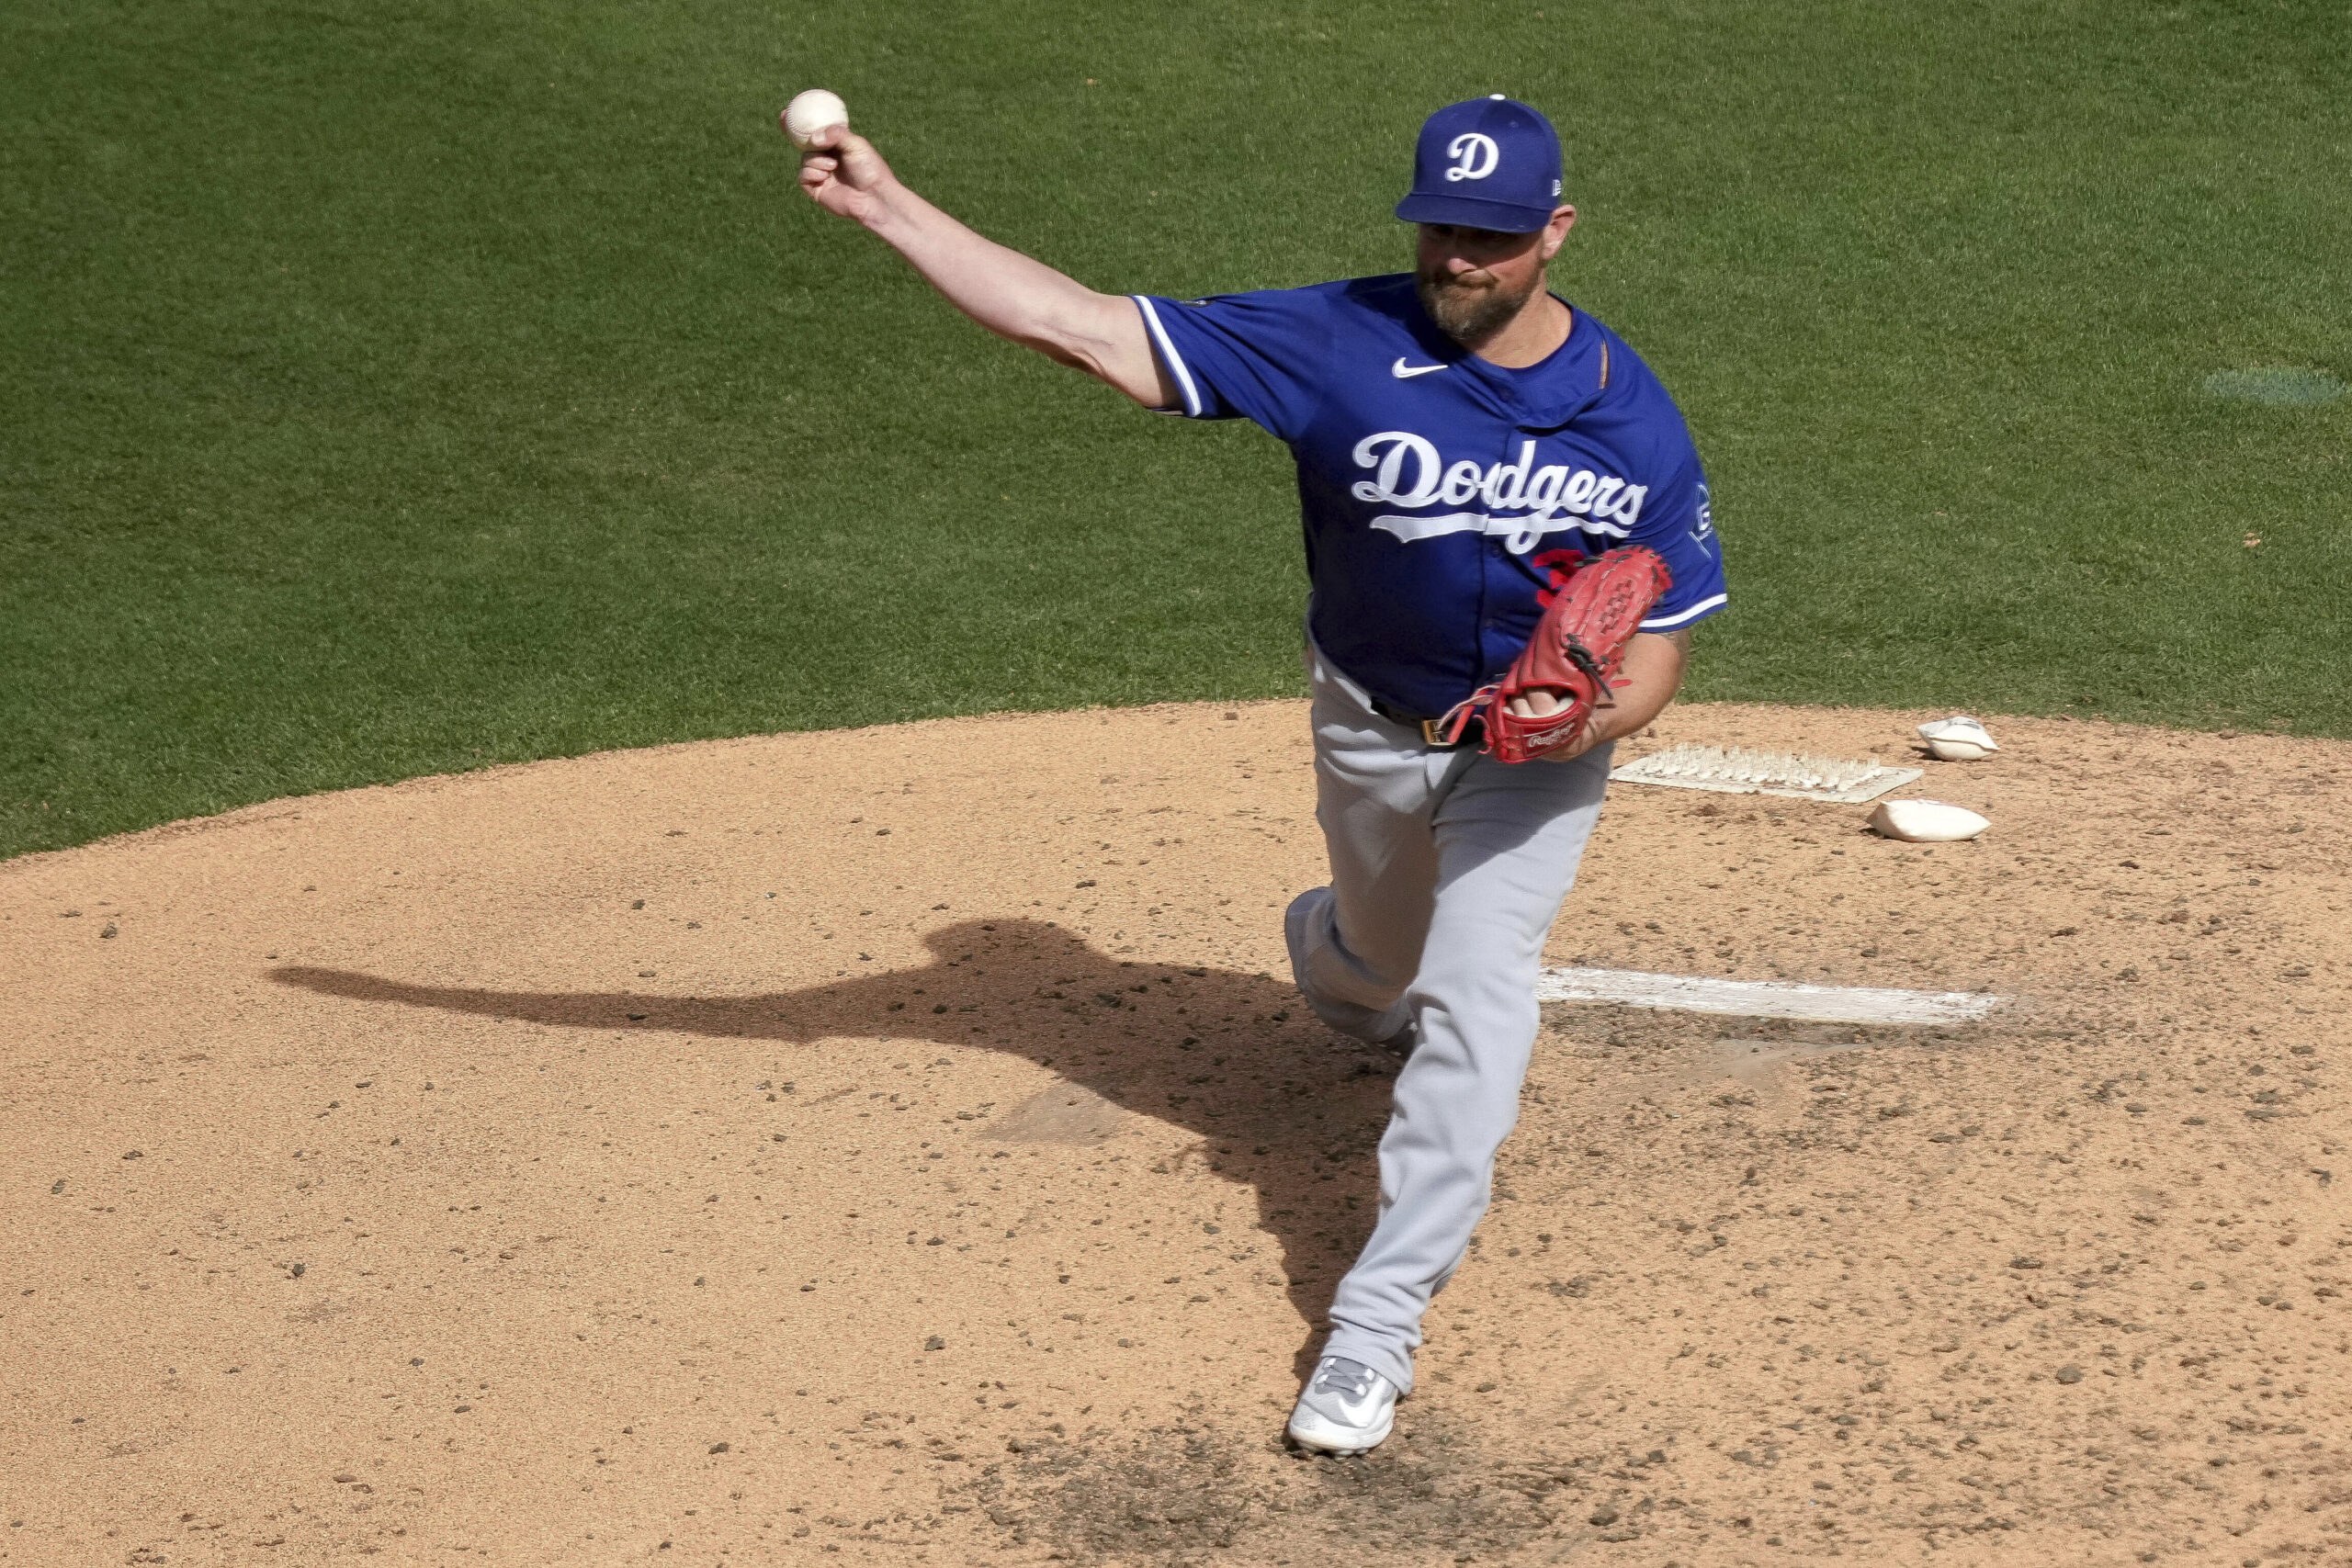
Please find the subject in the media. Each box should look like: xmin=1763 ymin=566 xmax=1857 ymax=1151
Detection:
xmin=1536 ymin=967 xmax=2001 ymax=1025
xmin=784 ymin=88 xmax=849 ymax=150
xmin=1917 ymin=715 xmax=1999 ymax=761
xmin=1870 ymin=798 xmax=1989 ymax=842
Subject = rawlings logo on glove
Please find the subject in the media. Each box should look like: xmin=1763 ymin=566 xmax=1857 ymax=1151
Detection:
xmin=1436 ymin=546 xmax=1672 ymax=763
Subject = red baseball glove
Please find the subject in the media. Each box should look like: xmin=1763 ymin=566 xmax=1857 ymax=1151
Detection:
xmin=1437 ymin=546 xmax=1672 ymax=763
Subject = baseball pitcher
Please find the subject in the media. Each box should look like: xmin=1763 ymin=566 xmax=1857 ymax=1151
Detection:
xmin=795 ymin=95 xmax=1729 ymax=1454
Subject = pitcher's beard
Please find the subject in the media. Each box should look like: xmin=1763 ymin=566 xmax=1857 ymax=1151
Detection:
xmin=1417 ymin=267 xmax=1539 ymax=345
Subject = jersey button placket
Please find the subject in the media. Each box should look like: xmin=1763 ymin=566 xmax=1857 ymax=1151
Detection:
xmin=1479 ymin=439 xmax=1517 ymax=670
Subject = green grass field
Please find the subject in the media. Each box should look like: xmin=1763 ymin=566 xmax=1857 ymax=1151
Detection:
xmin=5 ymin=0 xmax=2346 ymax=861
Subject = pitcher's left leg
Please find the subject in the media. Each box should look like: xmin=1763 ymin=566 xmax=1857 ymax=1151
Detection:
xmin=1319 ymin=744 xmax=1613 ymax=1395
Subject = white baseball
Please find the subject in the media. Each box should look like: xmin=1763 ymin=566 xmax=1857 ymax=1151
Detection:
xmin=1869 ymin=798 xmax=1990 ymax=843
xmin=785 ymin=88 xmax=849 ymax=151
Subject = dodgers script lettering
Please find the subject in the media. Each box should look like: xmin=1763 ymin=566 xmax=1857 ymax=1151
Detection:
xmin=1347 ymin=431 xmax=1649 ymax=554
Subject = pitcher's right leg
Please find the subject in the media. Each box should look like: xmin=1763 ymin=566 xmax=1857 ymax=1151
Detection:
xmin=1283 ymin=643 xmax=1460 ymax=1045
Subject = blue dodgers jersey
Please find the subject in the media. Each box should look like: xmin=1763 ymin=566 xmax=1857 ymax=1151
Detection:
xmin=1133 ymin=274 xmax=1727 ymax=719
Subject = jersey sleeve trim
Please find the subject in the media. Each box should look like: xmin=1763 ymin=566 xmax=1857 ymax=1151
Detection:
xmin=1640 ymin=592 xmax=1727 ymax=630
xmin=1129 ymin=296 xmax=1204 ymax=418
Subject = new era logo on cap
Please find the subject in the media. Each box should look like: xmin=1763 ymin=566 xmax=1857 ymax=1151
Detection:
xmin=1395 ymin=96 xmax=1563 ymax=233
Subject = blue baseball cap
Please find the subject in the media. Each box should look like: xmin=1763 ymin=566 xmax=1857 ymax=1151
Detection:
xmin=1394 ymin=96 xmax=1564 ymax=233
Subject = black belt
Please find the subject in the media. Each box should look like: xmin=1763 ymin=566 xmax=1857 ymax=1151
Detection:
xmin=1369 ymin=695 xmax=1483 ymax=750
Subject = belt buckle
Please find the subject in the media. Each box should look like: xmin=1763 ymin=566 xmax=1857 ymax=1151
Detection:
xmin=1422 ymin=716 xmax=1478 ymax=750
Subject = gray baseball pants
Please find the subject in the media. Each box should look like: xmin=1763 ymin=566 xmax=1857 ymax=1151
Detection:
xmin=1285 ymin=637 xmax=1612 ymax=1396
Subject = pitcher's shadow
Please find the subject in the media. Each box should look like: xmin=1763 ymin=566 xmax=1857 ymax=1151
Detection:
xmin=273 ymin=918 xmax=1401 ymax=1361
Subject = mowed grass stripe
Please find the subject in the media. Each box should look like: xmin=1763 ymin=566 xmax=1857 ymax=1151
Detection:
xmin=3 ymin=0 xmax=2346 ymax=859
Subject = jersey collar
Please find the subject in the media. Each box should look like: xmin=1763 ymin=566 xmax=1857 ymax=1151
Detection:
xmin=1407 ymin=291 xmax=1608 ymax=433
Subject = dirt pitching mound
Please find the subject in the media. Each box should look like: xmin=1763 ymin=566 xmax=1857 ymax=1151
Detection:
xmin=2 ymin=701 xmax=2346 ymax=1567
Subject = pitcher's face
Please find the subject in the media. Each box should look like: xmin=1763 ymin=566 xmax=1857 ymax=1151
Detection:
xmin=1412 ymin=209 xmax=1573 ymax=345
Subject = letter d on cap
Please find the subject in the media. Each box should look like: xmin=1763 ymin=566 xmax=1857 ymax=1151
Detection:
xmin=1444 ymin=132 xmax=1498 ymax=182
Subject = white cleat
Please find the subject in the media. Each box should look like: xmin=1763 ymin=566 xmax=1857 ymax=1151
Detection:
xmin=1286 ymin=1356 xmax=1399 ymax=1456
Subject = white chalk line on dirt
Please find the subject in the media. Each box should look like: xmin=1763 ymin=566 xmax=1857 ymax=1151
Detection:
xmin=1536 ymin=966 xmax=2001 ymax=1026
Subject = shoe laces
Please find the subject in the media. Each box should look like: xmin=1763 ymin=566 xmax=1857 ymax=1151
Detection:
xmin=1311 ymin=1357 xmax=1378 ymax=1401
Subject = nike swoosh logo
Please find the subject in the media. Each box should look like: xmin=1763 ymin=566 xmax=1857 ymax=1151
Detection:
xmin=1392 ymin=358 xmax=1449 ymax=378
